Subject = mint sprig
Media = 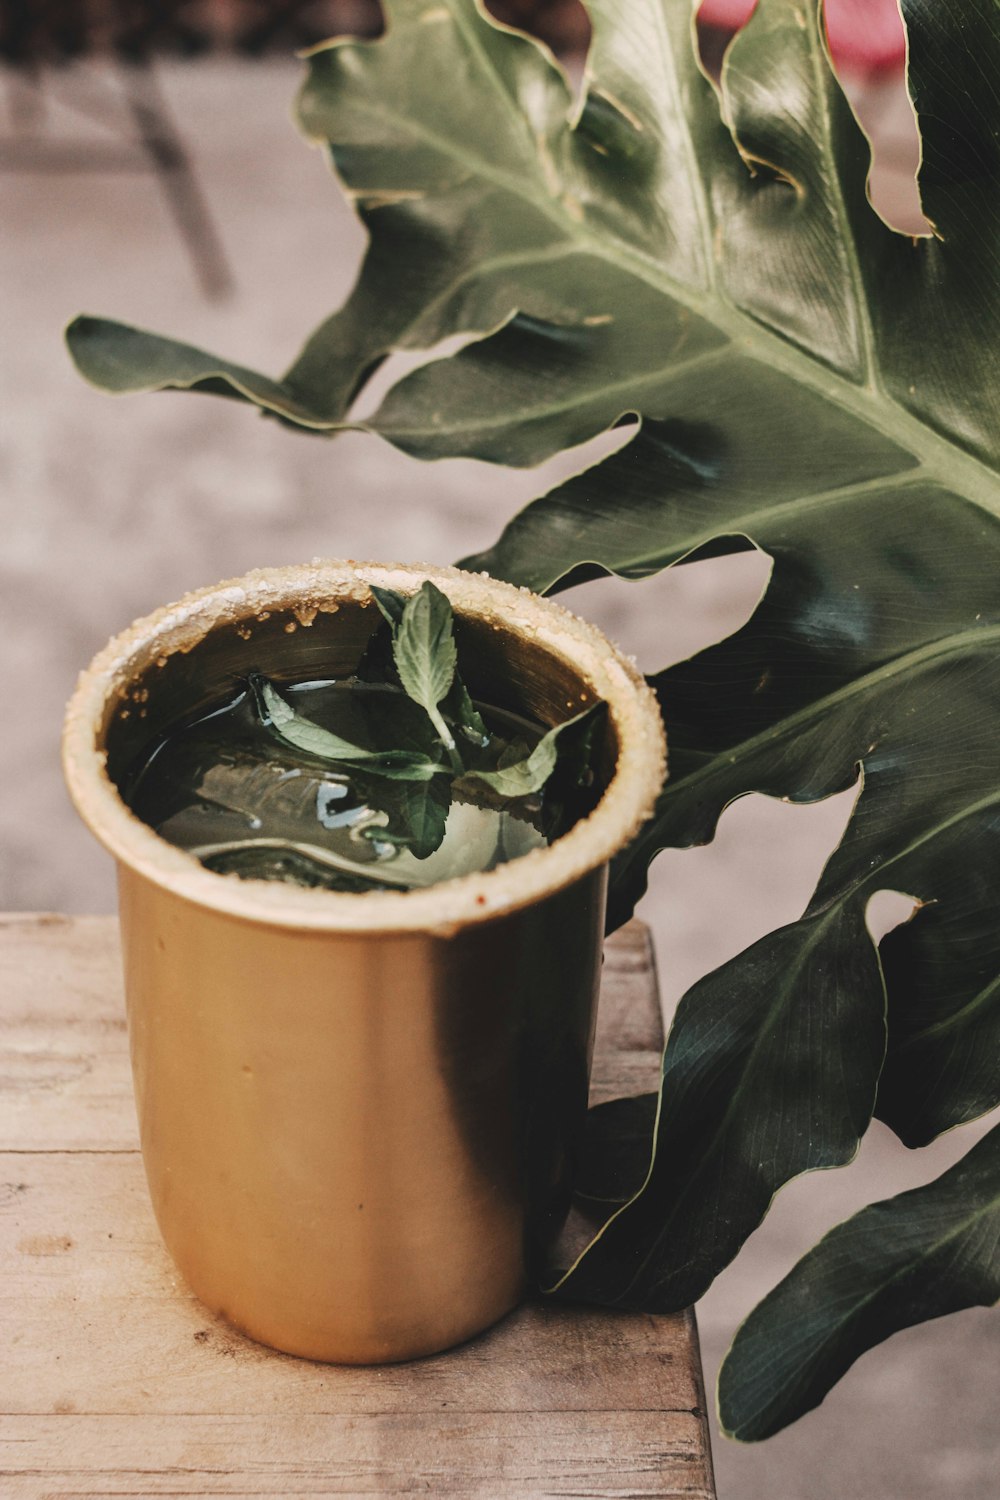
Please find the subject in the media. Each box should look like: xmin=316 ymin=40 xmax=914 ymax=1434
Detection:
xmin=456 ymin=709 xmax=596 ymax=798
xmin=249 ymin=673 xmax=450 ymax=781
xmin=376 ymin=581 xmax=460 ymax=763
xmin=249 ymin=581 xmax=604 ymax=862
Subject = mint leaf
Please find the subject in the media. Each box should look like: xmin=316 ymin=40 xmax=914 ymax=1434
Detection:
xmin=441 ymin=674 xmax=489 ymax=746
xmin=370 ymin=584 xmax=407 ymax=632
xmin=249 ymin=674 xmax=449 ymax=781
xmin=367 ymin=775 xmax=451 ymax=860
xmin=540 ymin=701 xmax=606 ymax=842
xmin=462 ymin=706 xmax=599 ymax=798
xmin=390 ymin=581 xmax=459 ymax=755
xmin=370 ymin=581 xmax=489 ymax=749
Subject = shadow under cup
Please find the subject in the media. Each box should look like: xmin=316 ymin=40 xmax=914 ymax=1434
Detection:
xmin=63 ymin=562 xmax=666 ymax=1363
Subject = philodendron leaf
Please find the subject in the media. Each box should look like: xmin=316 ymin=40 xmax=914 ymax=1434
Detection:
xmin=250 ymin=675 xmax=449 ymax=779
xmin=718 ymin=1121 xmax=1000 ymax=1442
xmin=495 ymin=418 xmax=1000 ymax=1316
xmin=452 ymin=0 xmax=1000 ymax=1310
xmin=547 ymin=899 xmax=886 ymax=1310
xmin=65 ymin=316 xmax=340 ymax=429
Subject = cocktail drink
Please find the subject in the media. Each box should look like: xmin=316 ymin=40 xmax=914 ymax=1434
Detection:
xmin=63 ymin=561 xmax=665 ymax=1362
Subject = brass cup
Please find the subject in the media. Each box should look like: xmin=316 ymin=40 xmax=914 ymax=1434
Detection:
xmin=62 ymin=561 xmax=666 ymax=1363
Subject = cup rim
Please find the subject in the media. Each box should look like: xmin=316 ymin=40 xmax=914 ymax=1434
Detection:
xmin=62 ymin=560 xmax=666 ymax=934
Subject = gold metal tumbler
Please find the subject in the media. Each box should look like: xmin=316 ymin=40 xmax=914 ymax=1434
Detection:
xmin=62 ymin=562 xmax=665 ymax=1363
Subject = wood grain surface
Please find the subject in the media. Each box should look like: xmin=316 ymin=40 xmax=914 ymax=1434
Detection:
xmin=0 ymin=913 xmax=715 ymax=1499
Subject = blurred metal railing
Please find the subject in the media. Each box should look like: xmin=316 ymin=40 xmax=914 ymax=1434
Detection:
xmin=0 ymin=2 xmax=592 ymax=61
xmin=0 ymin=3 xmax=382 ymax=61
xmin=0 ymin=3 xmax=384 ymax=299
xmin=0 ymin=1 xmax=587 ymax=299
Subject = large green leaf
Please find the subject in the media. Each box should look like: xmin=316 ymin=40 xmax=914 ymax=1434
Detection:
xmin=717 ymin=1120 xmax=1000 ymax=1441
xmin=474 ymin=415 xmax=1000 ymax=1315
xmin=548 ymin=899 xmax=886 ymax=1310
xmin=65 ymin=0 xmax=1000 ymax=1432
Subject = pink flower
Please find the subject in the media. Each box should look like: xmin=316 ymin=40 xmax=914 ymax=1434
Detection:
xmin=697 ymin=0 xmax=905 ymax=75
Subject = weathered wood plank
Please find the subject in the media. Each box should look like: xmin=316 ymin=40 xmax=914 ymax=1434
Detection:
xmin=0 ymin=914 xmax=714 ymax=1499
xmin=0 ymin=914 xmax=134 ymax=1152
xmin=2 ymin=1148 xmax=703 ymax=1416
xmin=0 ymin=1412 xmax=709 ymax=1497
xmin=589 ymin=921 xmax=665 ymax=1105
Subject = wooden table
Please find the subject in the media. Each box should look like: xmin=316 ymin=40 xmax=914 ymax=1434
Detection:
xmin=0 ymin=914 xmax=716 ymax=1498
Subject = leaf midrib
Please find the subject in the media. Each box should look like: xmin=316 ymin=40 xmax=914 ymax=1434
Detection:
xmin=851 ymin=786 xmax=1000 ymax=903
xmin=802 ymin=0 xmax=878 ymax=387
xmin=319 ymin=15 xmax=1000 ymax=520
xmin=607 ymin=903 xmax=849 ymax=1304
xmin=893 ymin=968 xmax=1000 ymax=1052
xmin=577 ymin=469 xmax=927 ymax=581
xmin=647 ymin=0 xmax=716 ymax=291
xmin=663 ymin=621 xmax=1000 ymax=808
xmin=380 ymin=346 xmax=729 ymax=438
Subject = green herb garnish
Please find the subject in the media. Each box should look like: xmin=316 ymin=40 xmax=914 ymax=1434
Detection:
xmin=248 ymin=672 xmax=450 ymax=781
xmin=362 ymin=581 xmax=598 ymax=798
xmin=171 ymin=581 xmax=604 ymax=887
xmin=374 ymin=580 xmax=460 ymax=765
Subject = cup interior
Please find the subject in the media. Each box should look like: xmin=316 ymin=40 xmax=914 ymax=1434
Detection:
xmin=101 ymin=591 xmax=620 ymax=810
xmin=65 ymin=563 xmax=665 ymax=932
